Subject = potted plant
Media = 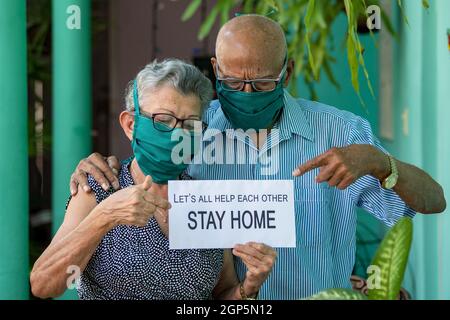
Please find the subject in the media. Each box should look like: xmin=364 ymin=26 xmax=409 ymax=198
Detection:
xmin=307 ymin=217 xmax=413 ymax=300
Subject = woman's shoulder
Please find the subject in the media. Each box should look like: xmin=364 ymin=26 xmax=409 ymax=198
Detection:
xmin=87 ymin=157 xmax=134 ymax=204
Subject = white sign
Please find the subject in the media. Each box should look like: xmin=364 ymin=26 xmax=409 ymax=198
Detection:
xmin=168 ymin=180 xmax=296 ymax=249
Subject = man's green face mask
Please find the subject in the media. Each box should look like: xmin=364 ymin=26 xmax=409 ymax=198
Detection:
xmin=215 ymin=59 xmax=288 ymax=131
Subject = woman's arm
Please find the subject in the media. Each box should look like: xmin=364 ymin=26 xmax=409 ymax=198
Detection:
xmin=213 ymin=243 xmax=277 ymax=300
xmin=30 ymin=186 xmax=114 ymax=298
xmin=30 ymin=176 xmax=170 ymax=299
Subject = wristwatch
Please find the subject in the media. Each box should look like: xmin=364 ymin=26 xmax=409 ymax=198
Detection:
xmin=381 ymin=155 xmax=399 ymax=189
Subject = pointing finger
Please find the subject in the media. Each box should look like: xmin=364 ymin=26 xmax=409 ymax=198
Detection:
xmin=293 ymin=153 xmax=327 ymax=177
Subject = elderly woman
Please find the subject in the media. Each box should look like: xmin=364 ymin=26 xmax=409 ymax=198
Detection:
xmin=30 ymin=59 xmax=276 ymax=300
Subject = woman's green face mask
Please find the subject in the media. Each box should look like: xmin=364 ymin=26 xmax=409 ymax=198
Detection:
xmin=131 ymin=81 xmax=199 ymax=184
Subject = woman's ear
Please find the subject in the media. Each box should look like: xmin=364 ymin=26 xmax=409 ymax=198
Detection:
xmin=283 ymin=59 xmax=295 ymax=87
xmin=119 ymin=110 xmax=134 ymax=141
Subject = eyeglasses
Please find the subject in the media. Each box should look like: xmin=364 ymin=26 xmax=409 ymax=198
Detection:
xmin=133 ymin=110 xmax=206 ymax=134
xmin=215 ymin=59 xmax=288 ymax=92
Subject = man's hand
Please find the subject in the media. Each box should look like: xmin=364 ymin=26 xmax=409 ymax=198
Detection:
xmin=232 ymin=242 xmax=277 ymax=298
xmin=292 ymin=144 xmax=390 ymax=190
xmin=70 ymin=153 xmax=121 ymax=196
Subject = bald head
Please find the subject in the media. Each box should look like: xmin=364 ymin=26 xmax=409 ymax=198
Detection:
xmin=215 ymin=15 xmax=287 ymax=78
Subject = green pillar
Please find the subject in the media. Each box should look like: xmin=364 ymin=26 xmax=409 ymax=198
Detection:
xmin=0 ymin=0 xmax=29 ymax=299
xmin=52 ymin=0 xmax=92 ymax=299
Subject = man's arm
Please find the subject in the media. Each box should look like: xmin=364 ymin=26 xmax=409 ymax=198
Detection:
xmin=293 ymin=144 xmax=446 ymax=214
xmin=70 ymin=153 xmax=121 ymax=196
xmin=371 ymin=146 xmax=446 ymax=214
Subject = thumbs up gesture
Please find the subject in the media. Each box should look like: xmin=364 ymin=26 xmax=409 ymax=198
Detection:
xmin=97 ymin=176 xmax=172 ymax=227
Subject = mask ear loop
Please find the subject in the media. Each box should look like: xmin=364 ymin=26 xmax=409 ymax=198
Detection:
xmin=132 ymin=79 xmax=140 ymax=142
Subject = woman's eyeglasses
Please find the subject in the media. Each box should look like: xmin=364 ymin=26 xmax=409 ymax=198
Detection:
xmin=132 ymin=110 xmax=206 ymax=134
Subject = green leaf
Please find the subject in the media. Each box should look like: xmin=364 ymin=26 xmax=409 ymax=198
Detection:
xmin=397 ymin=0 xmax=410 ymax=26
xmin=354 ymin=34 xmax=375 ymax=98
xmin=368 ymin=218 xmax=413 ymax=300
xmin=243 ymin=0 xmax=256 ymax=14
xmin=307 ymin=289 xmax=368 ymax=300
xmin=181 ymin=0 xmax=202 ymax=22
xmin=422 ymin=0 xmax=430 ymax=9
xmin=221 ymin=0 xmax=232 ymax=26
xmin=265 ymin=0 xmax=279 ymax=11
xmin=381 ymin=9 xmax=398 ymax=38
xmin=314 ymin=4 xmax=327 ymax=29
xmin=343 ymin=0 xmax=353 ymax=25
xmin=359 ymin=0 xmax=378 ymax=47
xmin=304 ymin=0 xmax=315 ymax=41
xmin=346 ymin=32 xmax=359 ymax=94
xmin=255 ymin=0 xmax=270 ymax=15
xmin=198 ymin=5 xmax=220 ymax=40
xmin=304 ymin=0 xmax=316 ymax=79
xmin=323 ymin=59 xmax=341 ymax=90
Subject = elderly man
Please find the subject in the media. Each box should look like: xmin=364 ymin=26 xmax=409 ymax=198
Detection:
xmin=70 ymin=15 xmax=446 ymax=299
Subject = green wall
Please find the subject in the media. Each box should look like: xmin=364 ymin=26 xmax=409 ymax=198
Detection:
xmin=384 ymin=0 xmax=450 ymax=300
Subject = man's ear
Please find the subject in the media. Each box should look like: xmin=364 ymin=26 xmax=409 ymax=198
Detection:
xmin=283 ymin=59 xmax=295 ymax=87
xmin=119 ymin=110 xmax=134 ymax=141
xmin=211 ymin=57 xmax=218 ymax=78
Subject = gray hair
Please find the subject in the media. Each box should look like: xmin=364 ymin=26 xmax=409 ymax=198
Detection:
xmin=125 ymin=59 xmax=213 ymax=113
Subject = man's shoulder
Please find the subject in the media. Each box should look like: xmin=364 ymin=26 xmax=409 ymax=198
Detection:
xmin=295 ymin=98 xmax=362 ymax=126
xmin=203 ymin=97 xmax=370 ymax=131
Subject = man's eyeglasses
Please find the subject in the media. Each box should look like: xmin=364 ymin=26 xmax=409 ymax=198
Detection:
xmin=132 ymin=110 xmax=206 ymax=134
xmin=215 ymin=59 xmax=288 ymax=92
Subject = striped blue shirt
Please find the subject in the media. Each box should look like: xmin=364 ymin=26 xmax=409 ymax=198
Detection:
xmin=186 ymin=90 xmax=416 ymax=300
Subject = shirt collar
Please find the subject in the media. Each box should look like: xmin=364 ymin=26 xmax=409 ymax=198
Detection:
xmin=279 ymin=90 xmax=314 ymax=141
xmin=202 ymin=90 xmax=314 ymax=142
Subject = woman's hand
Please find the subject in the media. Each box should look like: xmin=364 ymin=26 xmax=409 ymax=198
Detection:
xmin=232 ymin=242 xmax=277 ymax=298
xmin=97 ymin=176 xmax=171 ymax=227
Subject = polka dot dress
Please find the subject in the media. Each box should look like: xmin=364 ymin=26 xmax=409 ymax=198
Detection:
xmin=76 ymin=157 xmax=224 ymax=300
